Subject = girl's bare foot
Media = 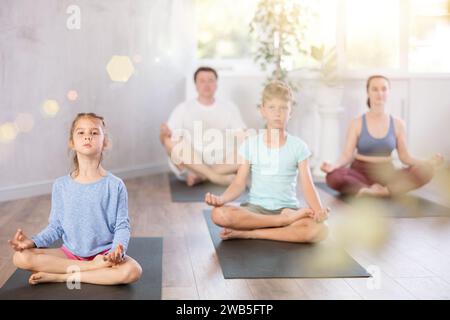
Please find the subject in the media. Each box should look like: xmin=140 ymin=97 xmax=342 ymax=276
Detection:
xmin=220 ymin=228 xmax=247 ymax=240
xmin=280 ymin=208 xmax=312 ymax=226
xmin=92 ymin=254 xmax=113 ymax=269
xmin=186 ymin=172 xmax=205 ymax=187
xmin=29 ymin=272 xmax=65 ymax=285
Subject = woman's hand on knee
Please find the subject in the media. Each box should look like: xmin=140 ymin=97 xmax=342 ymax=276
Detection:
xmin=205 ymin=192 xmax=224 ymax=207
xmin=427 ymin=153 xmax=444 ymax=168
xmin=8 ymin=229 xmax=35 ymax=252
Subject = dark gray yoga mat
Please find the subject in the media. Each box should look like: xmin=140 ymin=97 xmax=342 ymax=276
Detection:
xmin=203 ymin=210 xmax=370 ymax=279
xmin=0 ymin=237 xmax=162 ymax=300
xmin=169 ymin=173 xmax=248 ymax=203
xmin=315 ymin=181 xmax=450 ymax=218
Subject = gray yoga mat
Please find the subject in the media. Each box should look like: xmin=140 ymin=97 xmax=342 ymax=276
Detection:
xmin=203 ymin=210 xmax=370 ymax=279
xmin=315 ymin=181 xmax=450 ymax=218
xmin=169 ymin=173 xmax=248 ymax=203
xmin=0 ymin=237 xmax=162 ymax=300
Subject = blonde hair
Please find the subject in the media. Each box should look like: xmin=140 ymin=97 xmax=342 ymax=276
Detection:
xmin=261 ymin=80 xmax=294 ymax=106
xmin=69 ymin=113 xmax=107 ymax=177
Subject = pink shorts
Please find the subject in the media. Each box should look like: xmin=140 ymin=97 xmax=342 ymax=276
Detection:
xmin=60 ymin=245 xmax=110 ymax=261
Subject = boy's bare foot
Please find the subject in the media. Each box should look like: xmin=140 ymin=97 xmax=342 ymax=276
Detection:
xmin=29 ymin=272 xmax=64 ymax=285
xmin=280 ymin=208 xmax=313 ymax=226
xmin=210 ymin=173 xmax=235 ymax=186
xmin=186 ymin=172 xmax=205 ymax=187
xmin=220 ymin=228 xmax=247 ymax=240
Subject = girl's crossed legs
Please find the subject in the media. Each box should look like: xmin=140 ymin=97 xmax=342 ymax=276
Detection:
xmin=13 ymin=247 xmax=142 ymax=285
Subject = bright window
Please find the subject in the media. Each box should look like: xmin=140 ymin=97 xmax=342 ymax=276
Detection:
xmin=345 ymin=0 xmax=401 ymax=70
xmin=409 ymin=0 xmax=450 ymax=73
xmin=195 ymin=0 xmax=450 ymax=74
xmin=195 ymin=0 xmax=259 ymax=59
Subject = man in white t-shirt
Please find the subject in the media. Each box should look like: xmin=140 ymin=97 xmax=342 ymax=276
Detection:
xmin=160 ymin=67 xmax=247 ymax=186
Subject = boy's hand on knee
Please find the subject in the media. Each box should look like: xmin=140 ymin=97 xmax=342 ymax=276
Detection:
xmin=311 ymin=207 xmax=330 ymax=223
xmin=105 ymin=244 xmax=124 ymax=265
xmin=320 ymin=162 xmax=335 ymax=173
xmin=8 ymin=229 xmax=35 ymax=252
xmin=205 ymin=192 xmax=224 ymax=207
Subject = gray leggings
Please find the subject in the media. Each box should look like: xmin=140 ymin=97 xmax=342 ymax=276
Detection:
xmin=240 ymin=202 xmax=298 ymax=215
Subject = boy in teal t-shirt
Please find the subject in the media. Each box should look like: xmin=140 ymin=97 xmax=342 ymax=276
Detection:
xmin=205 ymin=81 xmax=329 ymax=243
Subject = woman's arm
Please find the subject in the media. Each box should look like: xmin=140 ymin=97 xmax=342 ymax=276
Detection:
xmin=335 ymin=118 xmax=359 ymax=167
xmin=321 ymin=118 xmax=359 ymax=172
xmin=396 ymin=118 xmax=444 ymax=167
xmin=205 ymin=160 xmax=250 ymax=206
xmin=395 ymin=118 xmax=421 ymax=166
xmin=299 ymin=159 xmax=329 ymax=222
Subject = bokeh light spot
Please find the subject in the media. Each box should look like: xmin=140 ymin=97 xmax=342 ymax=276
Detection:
xmin=67 ymin=90 xmax=78 ymax=101
xmin=41 ymin=99 xmax=60 ymax=117
xmin=106 ymin=55 xmax=135 ymax=82
xmin=14 ymin=113 xmax=35 ymax=133
xmin=0 ymin=122 xmax=19 ymax=143
xmin=332 ymin=198 xmax=390 ymax=251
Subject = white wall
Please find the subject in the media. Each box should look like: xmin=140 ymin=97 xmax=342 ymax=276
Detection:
xmin=408 ymin=79 xmax=450 ymax=158
xmin=0 ymin=0 xmax=195 ymax=201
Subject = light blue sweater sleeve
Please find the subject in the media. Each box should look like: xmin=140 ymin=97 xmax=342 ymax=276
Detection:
xmin=32 ymin=182 xmax=64 ymax=248
xmin=111 ymin=182 xmax=131 ymax=255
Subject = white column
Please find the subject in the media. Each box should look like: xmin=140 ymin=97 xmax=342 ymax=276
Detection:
xmin=313 ymin=86 xmax=344 ymax=178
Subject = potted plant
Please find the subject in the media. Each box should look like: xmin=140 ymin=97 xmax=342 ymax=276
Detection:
xmin=249 ymin=0 xmax=316 ymax=89
xmin=310 ymin=44 xmax=344 ymax=110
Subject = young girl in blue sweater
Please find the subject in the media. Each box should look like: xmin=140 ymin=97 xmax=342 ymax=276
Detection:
xmin=8 ymin=113 xmax=142 ymax=285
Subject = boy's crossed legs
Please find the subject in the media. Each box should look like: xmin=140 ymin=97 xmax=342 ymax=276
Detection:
xmin=211 ymin=205 xmax=328 ymax=243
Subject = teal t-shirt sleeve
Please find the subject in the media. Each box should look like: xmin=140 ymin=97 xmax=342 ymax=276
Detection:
xmin=296 ymin=140 xmax=312 ymax=163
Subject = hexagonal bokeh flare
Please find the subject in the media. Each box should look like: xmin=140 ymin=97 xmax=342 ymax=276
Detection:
xmin=106 ymin=55 xmax=135 ymax=82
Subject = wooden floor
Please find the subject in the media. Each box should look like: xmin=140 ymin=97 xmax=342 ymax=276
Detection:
xmin=1 ymin=172 xmax=450 ymax=300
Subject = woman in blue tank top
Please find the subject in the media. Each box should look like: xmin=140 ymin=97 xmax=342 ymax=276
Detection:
xmin=320 ymin=75 xmax=444 ymax=197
